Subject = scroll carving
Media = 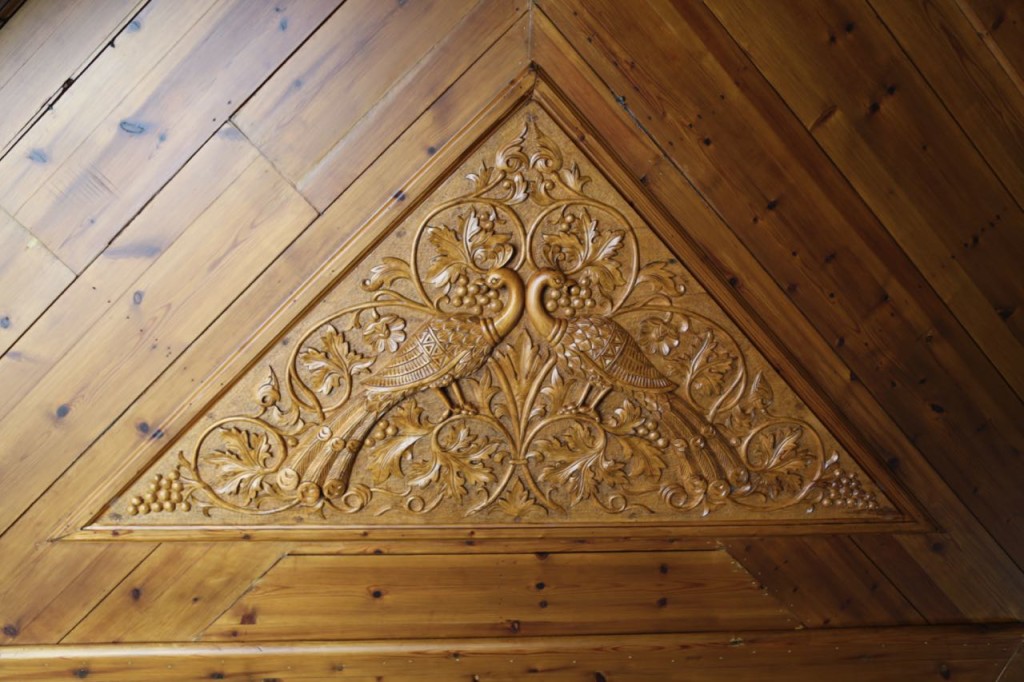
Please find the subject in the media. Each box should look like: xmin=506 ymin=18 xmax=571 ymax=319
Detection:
xmin=115 ymin=107 xmax=889 ymax=526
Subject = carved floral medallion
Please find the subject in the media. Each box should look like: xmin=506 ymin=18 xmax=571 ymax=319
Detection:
xmin=98 ymin=104 xmax=895 ymax=529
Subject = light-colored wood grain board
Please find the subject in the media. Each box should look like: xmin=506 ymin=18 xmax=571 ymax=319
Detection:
xmin=531 ymin=7 xmax=1024 ymax=621
xmin=0 ymin=124 xmax=260 ymax=418
xmin=0 ymin=153 xmax=316 ymax=536
xmin=538 ymin=0 xmax=1024 ymax=577
xmin=63 ymin=543 xmax=288 ymax=644
xmin=3 ymin=627 xmax=1022 ymax=681
xmin=201 ymin=552 xmax=796 ymax=641
xmin=0 ymin=0 xmax=142 ymax=154
xmin=0 ymin=208 xmax=73 ymax=355
xmin=0 ymin=0 xmax=340 ymax=272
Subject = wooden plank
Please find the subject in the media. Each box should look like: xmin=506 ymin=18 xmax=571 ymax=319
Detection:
xmin=0 ymin=153 xmax=316 ymax=536
xmin=999 ymin=640 xmax=1024 ymax=681
xmin=706 ymin=0 xmax=1024 ymax=394
xmin=539 ymin=0 xmax=1024 ymax=578
xmin=960 ymin=0 xmax=1024 ymax=85
xmin=0 ymin=124 xmax=260 ymax=418
xmin=0 ymin=0 xmax=141 ymax=153
xmin=235 ymin=0 xmax=484 ymax=201
xmin=201 ymin=552 xmax=796 ymax=641
xmin=0 ymin=0 xmax=340 ymax=272
xmin=871 ymin=0 xmax=1024 ymax=209
xmin=295 ymin=0 xmax=531 ymax=210
xmin=0 ymin=543 xmax=156 ymax=646
xmin=63 ymin=544 xmax=287 ymax=644
xmin=725 ymin=537 xmax=924 ymax=627
xmin=531 ymin=7 xmax=1024 ymax=620
xmin=0 ymin=209 xmax=73 ymax=354
xmin=2 ymin=627 xmax=1022 ymax=681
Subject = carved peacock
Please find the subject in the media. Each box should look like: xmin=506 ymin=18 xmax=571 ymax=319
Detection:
xmin=287 ymin=267 xmax=525 ymax=497
xmin=526 ymin=268 xmax=750 ymax=500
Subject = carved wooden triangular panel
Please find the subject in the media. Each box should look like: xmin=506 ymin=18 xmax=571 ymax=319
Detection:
xmin=87 ymin=99 xmax=905 ymax=538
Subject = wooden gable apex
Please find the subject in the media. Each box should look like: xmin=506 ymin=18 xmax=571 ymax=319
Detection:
xmin=67 ymin=45 xmax=925 ymax=541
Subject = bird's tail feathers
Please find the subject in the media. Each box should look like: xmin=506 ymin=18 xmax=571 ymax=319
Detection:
xmin=663 ymin=393 xmax=750 ymax=496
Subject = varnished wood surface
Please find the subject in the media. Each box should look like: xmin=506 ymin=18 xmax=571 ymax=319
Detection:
xmin=0 ymin=0 xmax=1021 ymax=675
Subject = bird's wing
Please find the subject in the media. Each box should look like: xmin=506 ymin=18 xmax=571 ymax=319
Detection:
xmin=585 ymin=319 xmax=676 ymax=392
xmin=362 ymin=319 xmax=472 ymax=391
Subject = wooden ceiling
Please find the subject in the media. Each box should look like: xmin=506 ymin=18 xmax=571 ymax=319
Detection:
xmin=0 ymin=0 xmax=1021 ymax=679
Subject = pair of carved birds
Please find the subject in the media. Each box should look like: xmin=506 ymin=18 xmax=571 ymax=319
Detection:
xmin=297 ymin=267 xmax=747 ymax=499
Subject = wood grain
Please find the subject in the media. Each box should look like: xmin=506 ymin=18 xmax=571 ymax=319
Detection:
xmin=0 ymin=0 xmax=339 ymax=271
xmin=201 ymin=552 xmax=796 ymax=640
xmin=63 ymin=543 xmax=288 ymax=644
xmin=2 ymin=627 xmax=1022 ymax=681
xmin=0 ymin=0 xmax=141 ymax=154
xmin=531 ymin=5 xmax=1024 ymax=620
xmin=0 ymin=153 xmax=315 ymax=536
xmin=0 ymin=209 xmax=73 ymax=355
xmin=960 ymin=0 xmax=1024 ymax=84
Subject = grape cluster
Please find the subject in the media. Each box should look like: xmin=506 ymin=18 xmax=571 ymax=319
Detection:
xmin=364 ymin=418 xmax=399 ymax=449
xmin=128 ymin=470 xmax=190 ymax=514
xmin=448 ymin=273 xmax=503 ymax=315
xmin=542 ymin=275 xmax=598 ymax=319
xmin=634 ymin=418 xmax=669 ymax=449
xmin=820 ymin=471 xmax=879 ymax=510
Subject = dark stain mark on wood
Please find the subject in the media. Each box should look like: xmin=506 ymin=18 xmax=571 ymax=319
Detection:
xmin=56 ymin=404 xmax=71 ymax=419
xmin=427 ymin=145 xmax=437 ymax=155
xmin=828 ymin=33 xmax=837 ymax=44
xmin=372 ymin=590 xmax=383 ymax=599
xmin=210 ymin=674 xmax=225 ymax=680
xmin=595 ymin=673 xmax=608 ymax=682
xmin=535 ymin=552 xmax=549 ymax=560
xmin=844 ymin=21 xmax=855 ymax=32
xmin=192 ymin=596 xmax=201 ymax=603
xmin=393 ymin=190 xmax=406 ymax=201
xmin=702 ymin=137 xmax=712 ymax=146
xmin=766 ymin=199 xmax=778 ymax=210
xmin=836 ymin=336 xmax=845 ymax=348
xmin=241 ymin=610 xmax=257 ymax=625
xmin=886 ymin=84 xmax=897 ymax=96
xmin=657 ymin=596 xmax=668 ymax=607
xmin=27 ymin=149 xmax=47 ymax=163
xmin=539 ymin=600 xmax=549 ymax=608
xmin=990 ymin=13 xmax=1005 ymax=31
xmin=659 ymin=563 xmax=669 ymax=574
xmin=0 ymin=316 xmax=10 ymax=329
xmin=535 ymin=582 xmax=546 ymax=590
xmin=508 ymin=619 xmax=521 ymax=633
xmin=3 ymin=624 xmax=18 ymax=638
xmin=138 ymin=421 xmax=150 ymax=434
xmin=279 ymin=17 xmax=288 ymax=31
xmin=130 ymin=587 xmax=142 ymax=601
xmin=939 ymin=662 xmax=951 ymax=679
xmin=886 ymin=457 xmax=900 ymax=472
xmin=930 ymin=403 xmax=946 ymax=414
xmin=74 ymin=669 xmax=90 ymax=679
xmin=151 ymin=429 xmax=164 ymax=440
xmin=728 ymin=276 xmax=740 ymax=287
xmin=119 ymin=120 xmax=147 ymax=135
xmin=811 ymin=104 xmax=837 ymax=130
xmin=132 ymin=290 xmax=144 ymax=304
xmin=931 ymin=541 xmax=945 ymax=554
xmin=868 ymin=101 xmax=881 ymax=115
xmin=127 ymin=19 xmax=141 ymax=32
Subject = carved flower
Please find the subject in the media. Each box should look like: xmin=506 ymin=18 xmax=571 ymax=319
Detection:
xmin=638 ymin=317 xmax=682 ymax=356
xmin=363 ymin=312 xmax=407 ymax=353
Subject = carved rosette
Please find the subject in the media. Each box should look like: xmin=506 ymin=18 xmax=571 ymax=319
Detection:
xmin=113 ymin=106 xmax=891 ymax=526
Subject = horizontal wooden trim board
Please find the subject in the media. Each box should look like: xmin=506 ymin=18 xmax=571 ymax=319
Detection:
xmin=0 ymin=626 xmax=1021 ymax=681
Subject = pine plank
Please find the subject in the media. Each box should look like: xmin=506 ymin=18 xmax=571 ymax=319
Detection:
xmin=235 ymin=0 xmax=483 ymax=201
xmin=0 ymin=0 xmax=340 ymax=272
xmin=0 ymin=208 xmax=73 ymax=355
xmin=0 ymin=154 xmax=316 ymax=536
xmin=961 ymin=0 xmax=1024 ymax=84
xmin=0 ymin=124 xmax=260 ymax=418
xmin=201 ymin=552 xmax=796 ymax=641
xmin=724 ymin=537 xmax=924 ymax=627
xmin=0 ymin=0 xmax=142 ymax=154
xmin=0 ymin=543 xmax=156 ymax=646
xmin=871 ymin=0 xmax=1024 ymax=209
xmin=295 ymin=0 xmax=531 ymax=210
xmin=64 ymin=544 xmax=288 ymax=644
xmin=539 ymin=0 xmax=1024 ymax=577
xmin=2 ymin=627 xmax=1022 ymax=681
xmin=705 ymin=0 xmax=1024 ymax=391
xmin=532 ymin=7 xmax=1024 ymax=621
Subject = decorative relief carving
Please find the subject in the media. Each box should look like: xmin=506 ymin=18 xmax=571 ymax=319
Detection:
xmin=110 ymin=106 xmax=890 ymax=527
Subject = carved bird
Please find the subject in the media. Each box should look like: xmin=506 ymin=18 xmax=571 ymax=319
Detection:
xmin=525 ymin=268 xmax=749 ymax=496
xmin=289 ymin=267 xmax=525 ymax=495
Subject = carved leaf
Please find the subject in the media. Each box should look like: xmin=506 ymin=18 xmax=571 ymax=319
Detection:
xmin=205 ymin=427 xmax=274 ymax=505
xmin=497 ymin=478 xmax=544 ymax=517
xmin=617 ymin=434 xmax=667 ymax=480
xmin=537 ymin=422 xmax=625 ymax=504
xmin=627 ymin=261 xmax=687 ymax=308
xmin=425 ymin=224 xmax=467 ymax=290
xmin=464 ymin=209 xmax=513 ymax=269
xmin=362 ymin=257 xmax=412 ymax=291
xmin=410 ymin=425 xmax=498 ymax=501
xmin=365 ymin=401 xmax=432 ymax=484
xmin=299 ymin=326 xmax=373 ymax=396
